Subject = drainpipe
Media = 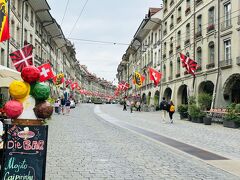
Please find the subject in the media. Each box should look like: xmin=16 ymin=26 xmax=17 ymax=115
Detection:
xmin=211 ymin=0 xmax=221 ymax=109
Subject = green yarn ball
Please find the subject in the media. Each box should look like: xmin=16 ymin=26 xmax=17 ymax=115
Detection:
xmin=32 ymin=83 xmax=50 ymax=101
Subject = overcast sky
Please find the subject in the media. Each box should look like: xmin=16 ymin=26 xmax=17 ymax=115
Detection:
xmin=48 ymin=0 xmax=162 ymax=83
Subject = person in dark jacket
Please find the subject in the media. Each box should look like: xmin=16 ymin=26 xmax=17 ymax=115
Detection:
xmin=123 ymin=100 xmax=127 ymax=111
xmin=159 ymin=97 xmax=169 ymax=123
xmin=60 ymin=96 xmax=66 ymax=115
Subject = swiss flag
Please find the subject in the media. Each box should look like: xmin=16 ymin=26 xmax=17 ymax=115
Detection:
xmin=149 ymin=67 xmax=162 ymax=86
xmin=37 ymin=63 xmax=54 ymax=82
xmin=71 ymin=82 xmax=78 ymax=90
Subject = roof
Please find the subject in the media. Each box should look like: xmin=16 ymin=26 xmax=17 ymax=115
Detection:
xmin=148 ymin=8 xmax=161 ymax=17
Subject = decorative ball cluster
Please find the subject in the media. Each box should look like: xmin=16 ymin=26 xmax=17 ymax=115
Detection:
xmin=4 ymin=66 xmax=53 ymax=119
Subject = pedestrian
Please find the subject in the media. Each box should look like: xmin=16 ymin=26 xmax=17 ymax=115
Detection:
xmin=159 ymin=97 xmax=169 ymax=123
xmin=136 ymin=101 xmax=141 ymax=112
xmin=65 ymin=98 xmax=71 ymax=114
xmin=60 ymin=96 xmax=66 ymax=115
xmin=168 ymin=100 xmax=175 ymax=123
xmin=54 ymin=100 xmax=60 ymax=114
xmin=123 ymin=100 xmax=127 ymax=111
xmin=130 ymin=100 xmax=135 ymax=113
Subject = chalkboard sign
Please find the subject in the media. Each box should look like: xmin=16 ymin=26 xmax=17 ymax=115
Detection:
xmin=1 ymin=124 xmax=48 ymax=180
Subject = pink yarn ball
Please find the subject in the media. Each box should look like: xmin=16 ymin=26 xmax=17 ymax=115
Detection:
xmin=4 ymin=100 xmax=23 ymax=119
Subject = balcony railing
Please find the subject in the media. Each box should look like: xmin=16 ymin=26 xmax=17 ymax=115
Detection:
xmin=163 ymin=53 xmax=166 ymax=59
xmin=206 ymin=63 xmax=215 ymax=69
xmin=176 ymin=73 xmax=180 ymax=78
xmin=195 ymin=31 xmax=202 ymax=38
xmin=169 ymin=49 xmax=173 ymax=55
xmin=207 ymin=24 xmax=215 ymax=32
xmin=163 ymin=29 xmax=167 ymax=36
xmin=177 ymin=16 xmax=182 ymax=23
xmin=184 ymin=39 xmax=190 ymax=46
xmin=236 ymin=57 xmax=240 ymax=65
xmin=176 ymin=45 xmax=181 ymax=50
xmin=170 ymin=0 xmax=174 ymax=7
xmin=185 ymin=7 xmax=191 ymax=16
xmin=164 ymin=8 xmax=168 ymax=14
xmin=220 ymin=59 xmax=232 ymax=69
xmin=196 ymin=66 xmax=202 ymax=72
xmin=221 ymin=20 xmax=232 ymax=31
xmin=195 ymin=0 xmax=203 ymax=7
xmin=170 ymin=23 xmax=174 ymax=30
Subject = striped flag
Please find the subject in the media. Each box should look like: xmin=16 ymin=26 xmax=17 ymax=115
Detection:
xmin=0 ymin=0 xmax=10 ymax=42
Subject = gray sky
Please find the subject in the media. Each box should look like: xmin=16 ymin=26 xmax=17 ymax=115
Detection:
xmin=48 ymin=0 xmax=162 ymax=83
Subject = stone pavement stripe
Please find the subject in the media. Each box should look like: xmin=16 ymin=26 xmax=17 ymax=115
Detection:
xmin=94 ymin=106 xmax=229 ymax=161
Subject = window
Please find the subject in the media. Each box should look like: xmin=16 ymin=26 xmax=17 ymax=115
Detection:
xmin=155 ymin=33 xmax=157 ymax=44
xmin=177 ymin=57 xmax=180 ymax=73
xmin=163 ymin=65 xmax=166 ymax=80
xmin=178 ymin=7 xmax=181 ymax=17
xmin=30 ymin=34 xmax=33 ymax=44
xmin=208 ymin=42 xmax=214 ymax=63
xmin=11 ymin=20 xmax=15 ymax=40
xmin=177 ymin=31 xmax=181 ymax=46
xmin=24 ymin=28 xmax=27 ymax=42
xmin=25 ymin=3 xmax=29 ymax=19
xmin=164 ymin=42 xmax=167 ymax=54
xmin=197 ymin=15 xmax=202 ymax=32
xmin=224 ymin=39 xmax=231 ymax=61
xmin=224 ymin=2 xmax=231 ymax=27
xmin=196 ymin=47 xmax=202 ymax=66
xmin=186 ymin=23 xmax=190 ymax=38
xmin=154 ymin=52 xmax=157 ymax=66
xmin=17 ymin=0 xmax=22 ymax=15
xmin=31 ymin=10 xmax=34 ymax=23
xmin=170 ymin=62 xmax=173 ymax=78
xmin=1 ymin=48 xmax=5 ymax=66
xmin=158 ymin=49 xmax=161 ymax=64
xmin=208 ymin=7 xmax=214 ymax=25
xmin=186 ymin=0 xmax=190 ymax=7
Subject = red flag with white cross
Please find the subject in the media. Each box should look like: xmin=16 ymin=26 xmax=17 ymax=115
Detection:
xmin=149 ymin=67 xmax=162 ymax=86
xmin=179 ymin=53 xmax=198 ymax=77
xmin=37 ymin=63 xmax=54 ymax=82
xmin=71 ymin=82 xmax=79 ymax=90
xmin=10 ymin=44 xmax=33 ymax=72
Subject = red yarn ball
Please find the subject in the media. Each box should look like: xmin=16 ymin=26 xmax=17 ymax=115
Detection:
xmin=4 ymin=100 xmax=23 ymax=119
xmin=21 ymin=66 xmax=40 ymax=83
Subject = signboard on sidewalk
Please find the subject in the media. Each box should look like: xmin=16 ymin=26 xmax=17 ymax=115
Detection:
xmin=1 ymin=124 xmax=48 ymax=180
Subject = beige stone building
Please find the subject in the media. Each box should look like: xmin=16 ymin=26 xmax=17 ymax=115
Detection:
xmin=0 ymin=0 xmax=114 ymax=104
xmin=117 ymin=0 xmax=240 ymax=108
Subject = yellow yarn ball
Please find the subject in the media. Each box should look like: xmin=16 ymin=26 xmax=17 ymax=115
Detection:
xmin=9 ymin=81 xmax=30 ymax=100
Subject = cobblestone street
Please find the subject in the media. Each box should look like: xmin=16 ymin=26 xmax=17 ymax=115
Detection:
xmin=46 ymin=104 xmax=239 ymax=179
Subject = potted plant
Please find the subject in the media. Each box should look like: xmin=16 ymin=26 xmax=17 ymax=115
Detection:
xmin=189 ymin=104 xmax=203 ymax=123
xmin=223 ymin=103 xmax=240 ymax=128
xmin=178 ymin=104 xmax=188 ymax=119
xmin=198 ymin=93 xmax=212 ymax=125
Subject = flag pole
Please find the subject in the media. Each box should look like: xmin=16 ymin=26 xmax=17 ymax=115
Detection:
xmin=7 ymin=0 xmax=10 ymax=68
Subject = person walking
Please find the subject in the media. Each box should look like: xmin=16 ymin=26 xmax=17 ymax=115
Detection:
xmin=168 ymin=100 xmax=175 ymax=123
xmin=136 ymin=101 xmax=141 ymax=112
xmin=54 ymin=100 xmax=60 ymax=114
xmin=123 ymin=100 xmax=127 ymax=111
xmin=65 ymin=98 xmax=71 ymax=114
xmin=159 ymin=97 xmax=169 ymax=123
xmin=60 ymin=96 xmax=66 ymax=115
xmin=130 ymin=100 xmax=135 ymax=113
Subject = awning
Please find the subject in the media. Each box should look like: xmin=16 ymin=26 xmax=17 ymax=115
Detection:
xmin=0 ymin=65 xmax=21 ymax=87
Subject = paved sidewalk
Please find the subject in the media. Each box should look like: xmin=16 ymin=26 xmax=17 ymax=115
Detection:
xmin=99 ymin=104 xmax=240 ymax=160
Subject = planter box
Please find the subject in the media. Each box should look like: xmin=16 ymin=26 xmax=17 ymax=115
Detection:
xmin=180 ymin=112 xmax=188 ymax=119
xmin=192 ymin=117 xmax=203 ymax=123
xmin=223 ymin=120 xmax=239 ymax=128
xmin=203 ymin=117 xmax=212 ymax=125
